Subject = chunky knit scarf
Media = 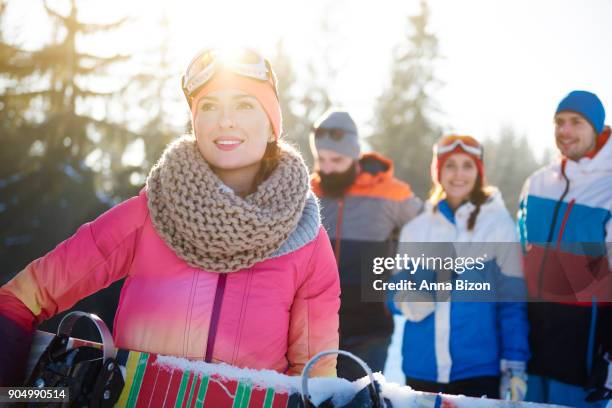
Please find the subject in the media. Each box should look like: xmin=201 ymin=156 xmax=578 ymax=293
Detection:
xmin=146 ymin=136 xmax=311 ymax=273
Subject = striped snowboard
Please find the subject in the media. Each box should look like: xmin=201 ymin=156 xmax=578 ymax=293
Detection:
xmin=27 ymin=331 xmax=301 ymax=408
xmin=28 ymin=331 xmax=568 ymax=408
xmin=115 ymin=350 xmax=302 ymax=408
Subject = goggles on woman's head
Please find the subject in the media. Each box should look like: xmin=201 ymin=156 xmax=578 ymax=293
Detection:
xmin=181 ymin=48 xmax=278 ymax=103
xmin=434 ymin=135 xmax=483 ymax=159
xmin=313 ymin=127 xmax=347 ymax=141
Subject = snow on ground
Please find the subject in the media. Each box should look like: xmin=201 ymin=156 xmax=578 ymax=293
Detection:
xmin=381 ymin=316 xmax=573 ymax=407
xmin=383 ymin=314 xmax=407 ymax=385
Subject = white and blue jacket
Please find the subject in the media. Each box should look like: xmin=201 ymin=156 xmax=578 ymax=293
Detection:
xmin=517 ymin=133 xmax=612 ymax=386
xmin=389 ymin=189 xmax=530 ymax=383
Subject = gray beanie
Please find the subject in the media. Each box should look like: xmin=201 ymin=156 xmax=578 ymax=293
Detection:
xmin=310 ymin=109 xmax=361 ymax=159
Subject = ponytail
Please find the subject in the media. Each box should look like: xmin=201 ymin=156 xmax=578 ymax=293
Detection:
xmin=466 ymin=175 xmax=493 ymax=231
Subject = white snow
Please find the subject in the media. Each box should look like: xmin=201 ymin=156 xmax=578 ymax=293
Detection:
xmin=380 ymin=318 xmax=570 ymax=407
xmin=376 ymin=372 xmax=565 ymax=407
xmin=155 ymin=356 xmax=360 ymax=406
xmin=383 ymin=314 xmax=407 ymax=384
xmin=28 ymin=325 xmax=569 ymax=408
xmin=155 ymin=355 xmax=569 ymax=408
xmin=156 ymin=356 xmax=301 ymax=394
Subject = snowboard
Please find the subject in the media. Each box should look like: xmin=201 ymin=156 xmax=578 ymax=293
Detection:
xmin=26 ymin=330 xmax=570 ymax=408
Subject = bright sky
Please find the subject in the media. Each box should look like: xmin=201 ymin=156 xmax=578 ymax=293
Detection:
xmin=4 ymin=0 xmax=612 ymax=160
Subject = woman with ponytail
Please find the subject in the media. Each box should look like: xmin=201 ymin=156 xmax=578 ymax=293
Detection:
xmin=0 ymin=48 xmax=340 ymax=386
xmin=389 ymin=135 xmax=530 ymax=400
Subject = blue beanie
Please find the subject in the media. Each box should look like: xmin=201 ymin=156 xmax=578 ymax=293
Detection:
xmin=555 ymin=90 xmax=606 ymax=134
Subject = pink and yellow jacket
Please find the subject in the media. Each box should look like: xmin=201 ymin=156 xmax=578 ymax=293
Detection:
xmin=0 ymin=190 xmax=340 ymax=383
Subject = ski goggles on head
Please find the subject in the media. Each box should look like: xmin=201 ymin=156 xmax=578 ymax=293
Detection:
xmin=313 ymin=127 xmax=348 ymax=141
xmin=434 ymin=135 xmax=483 ymax=159
xmin=181 ymin=48 xmax=278 ymax=103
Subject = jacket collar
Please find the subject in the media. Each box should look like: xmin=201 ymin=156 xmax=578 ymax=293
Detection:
xmin=425 ymin=188 xmax=505 ymax=228
xmin=270 ymin=192 xmax=321 ymax=259
xmin=352 ymin=152 xmax=395 ymax=188
xmin=310 ymin=152 xmax=397 ymax=196
xmin=554 ymin=126 xmax=612 ymax=178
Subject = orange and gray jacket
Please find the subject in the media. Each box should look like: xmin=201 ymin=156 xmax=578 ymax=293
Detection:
xmin=311 ymin=152 xmax=422 ymax=339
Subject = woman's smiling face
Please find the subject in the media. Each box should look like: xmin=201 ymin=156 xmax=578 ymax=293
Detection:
xmin=193 ymin=88 xmax=273 ymax=172
xmin=439 ymin=152 xmax=478 ymax=205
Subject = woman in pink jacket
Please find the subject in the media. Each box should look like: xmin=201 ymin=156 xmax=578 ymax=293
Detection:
xmin=0 ymin=48 xmax=341 ymax=386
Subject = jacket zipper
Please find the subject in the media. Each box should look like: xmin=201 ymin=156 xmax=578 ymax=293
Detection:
xmin=536 ymin=161 xmax=570 ymax=297
xmin=555 ymin=199 xmax=576 ymax=250
xmin=204 ymin=274 xmax=227 ymax=362
xmin=334 ymin=198 xmax=345 ymax=265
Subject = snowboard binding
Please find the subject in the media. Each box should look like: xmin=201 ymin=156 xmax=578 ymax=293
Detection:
xmin=23 ymin=311 xmax=124 ymax=407
xmin=301 ymin=350 xmax=392 ymax=408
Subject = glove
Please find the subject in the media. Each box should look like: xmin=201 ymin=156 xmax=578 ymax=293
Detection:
xmin=586 ymin=352 xmax=612 ymax=402
xmin=0 ymin=314 xmax=34 ymax=386
xmin=0 ymin=292 xmax=36 ymax=386
xmin=500 ymin=359 xmax=527 ymax=401
xmin=393 ymin=291 xmax=435 ymax=322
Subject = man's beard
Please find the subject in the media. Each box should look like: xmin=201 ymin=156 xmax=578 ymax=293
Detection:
xmin=318 ymin=164 xmax=358 ymax=198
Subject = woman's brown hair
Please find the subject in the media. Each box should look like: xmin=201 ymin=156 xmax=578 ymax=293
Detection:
xmin=429 ymin=174 xmax=494 ymax=231
xmin=251 ymin=140 xmax=283 ymax=190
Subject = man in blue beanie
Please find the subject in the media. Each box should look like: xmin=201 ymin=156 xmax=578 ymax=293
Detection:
xmin=518 ymin=90 xmax=612 ymax=407
xmin=553 ymin=90 xmax=607 ymax=160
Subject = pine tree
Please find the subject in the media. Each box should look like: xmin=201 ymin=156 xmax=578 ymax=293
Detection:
xmin=0 ymin=0 xmax=132 ymax=278
xmin=299 ymin=60 xmax=333 ymax=168
xmin=270 ymin=40 xmax=333 ymax=169
xmin=483 ymin=127 xmax=549 ymax=216
xmin=138 ymin=12 xmax=178 ymax=168
xmin=368 ymin=0 xmax=442 ymax=198
xmin=114 ymin=11 xmax=180 ymax=198
xmin=0 ymin=1 xmax=52 ymax=274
